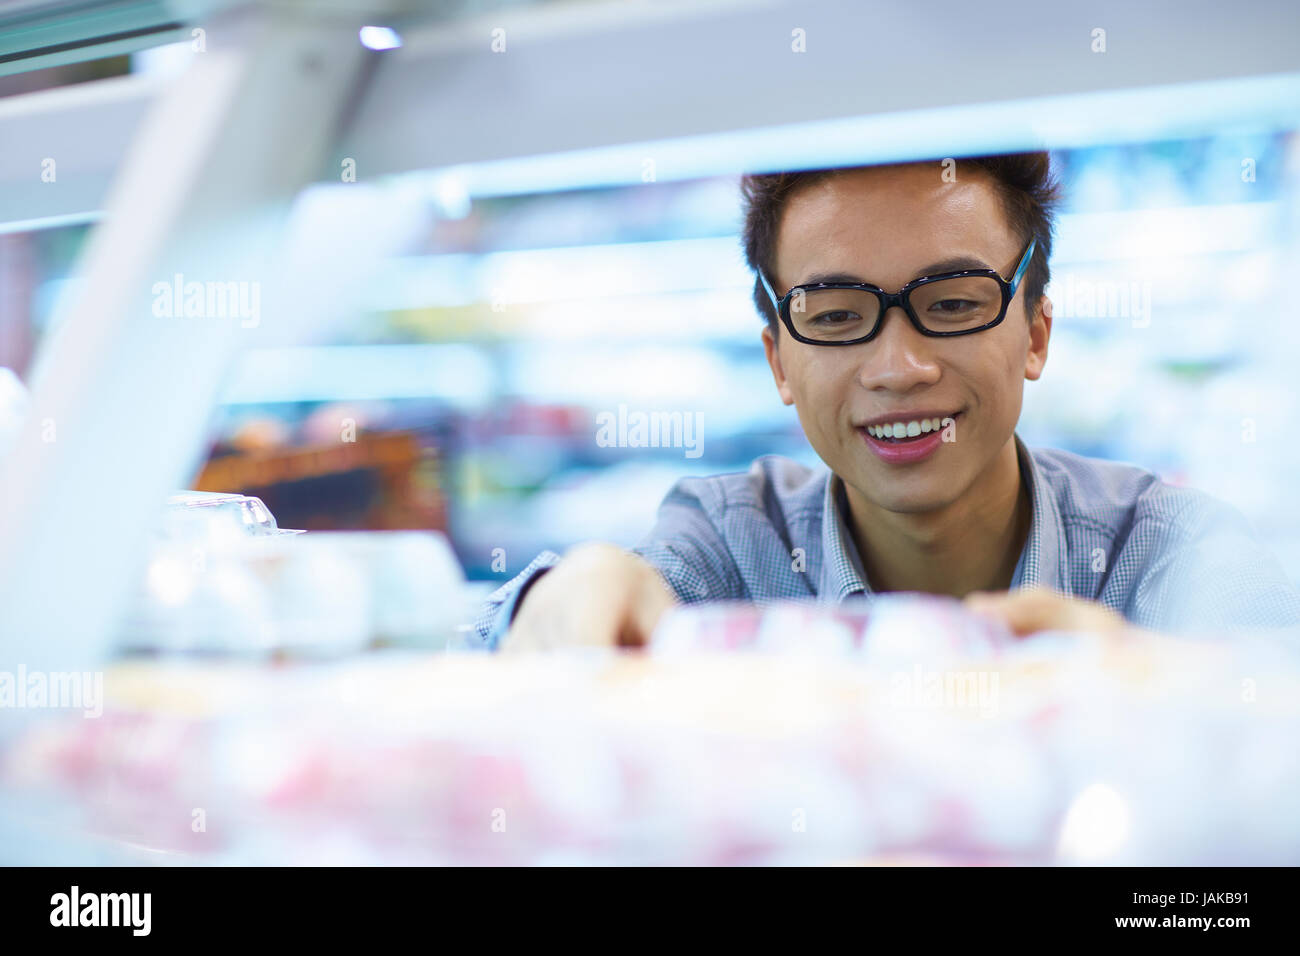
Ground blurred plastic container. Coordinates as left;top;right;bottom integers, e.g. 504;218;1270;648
162;490;299;540
120;492;468;656
293;531;468;649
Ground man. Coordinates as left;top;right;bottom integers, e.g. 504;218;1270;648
474;152;1300;651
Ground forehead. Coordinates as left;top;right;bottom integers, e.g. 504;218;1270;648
773;164;1016;286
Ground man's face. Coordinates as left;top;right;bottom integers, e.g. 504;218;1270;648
762;164;1051;515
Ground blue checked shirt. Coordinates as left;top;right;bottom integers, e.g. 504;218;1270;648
473;434;1300;649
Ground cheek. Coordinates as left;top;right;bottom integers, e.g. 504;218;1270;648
784;353;856;433
796;352;853;395
960;336;1026;422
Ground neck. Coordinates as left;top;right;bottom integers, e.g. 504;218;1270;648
842;437;1031;598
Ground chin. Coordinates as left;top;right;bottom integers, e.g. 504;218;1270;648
843;462;959;511
872;490;952;515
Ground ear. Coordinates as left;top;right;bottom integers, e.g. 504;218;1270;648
762;325;796;406
1024;295;1051;382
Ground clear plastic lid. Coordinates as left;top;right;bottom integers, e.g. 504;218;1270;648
162;491;301;540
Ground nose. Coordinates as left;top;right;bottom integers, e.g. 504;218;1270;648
854;304;942;392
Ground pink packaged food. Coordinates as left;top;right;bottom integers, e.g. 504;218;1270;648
650;593;1015;661
8;623;1300;865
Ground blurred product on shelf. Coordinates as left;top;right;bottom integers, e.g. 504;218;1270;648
195;427;447;534
6;599;1299;865
117;492;468;657
163;490;296;539
651;594;1014;657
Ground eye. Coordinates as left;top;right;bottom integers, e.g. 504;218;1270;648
809;310;861;326
929;298;978;314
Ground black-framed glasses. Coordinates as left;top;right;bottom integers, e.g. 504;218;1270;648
758;238;1037;346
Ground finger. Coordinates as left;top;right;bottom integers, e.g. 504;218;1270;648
500;612;545;653
499;622;532;654
965;587;1064;634
624;569;679;648
565;581;643;647
994;589;1125;637
962;588;1016;621
997;590;1079;636
502;590;574;652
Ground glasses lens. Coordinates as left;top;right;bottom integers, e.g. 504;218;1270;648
788;288;881;342
907;276;1004;332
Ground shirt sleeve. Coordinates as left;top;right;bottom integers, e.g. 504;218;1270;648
630;477;746;604
1131;498;1300;636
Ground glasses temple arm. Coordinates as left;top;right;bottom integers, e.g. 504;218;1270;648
1008;237;1037;294
757;269;781;309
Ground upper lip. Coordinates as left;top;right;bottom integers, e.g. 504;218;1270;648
857;409;960;429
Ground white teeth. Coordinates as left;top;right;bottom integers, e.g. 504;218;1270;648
867;415;954;440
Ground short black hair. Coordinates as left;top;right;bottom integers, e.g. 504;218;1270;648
740;152;1062;336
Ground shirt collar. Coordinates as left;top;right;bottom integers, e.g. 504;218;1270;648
1011;431;1068;592
819;431;1066;600
819;472;869;601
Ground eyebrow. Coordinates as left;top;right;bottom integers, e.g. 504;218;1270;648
799;256;993;287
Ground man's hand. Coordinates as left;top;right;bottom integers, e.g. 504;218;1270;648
501;542;679;652
963;585;1141;638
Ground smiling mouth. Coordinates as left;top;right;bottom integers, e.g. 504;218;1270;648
860;412;960;443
